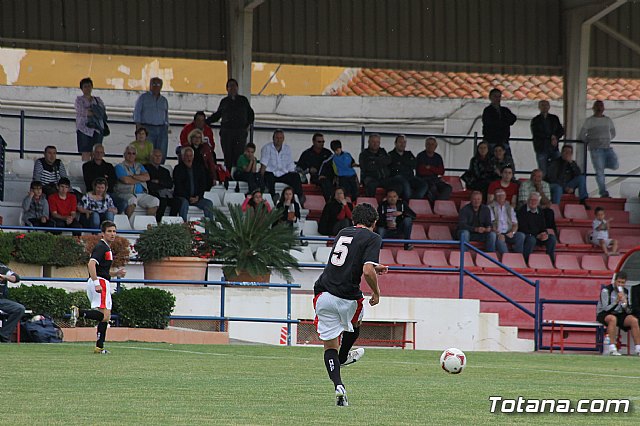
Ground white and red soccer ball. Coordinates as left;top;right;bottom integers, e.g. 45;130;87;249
440;348;467;374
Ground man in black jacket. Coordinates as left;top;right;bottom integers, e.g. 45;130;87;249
173;147;214;222
482;89;517;155
456;191;496;252
530;100;564;175
206;78;255;171
145;149;181;222
0;262;24;343
545;145;589;206
517;192;556;263
359;134;407;197
376;189;416;250
388;135;427;200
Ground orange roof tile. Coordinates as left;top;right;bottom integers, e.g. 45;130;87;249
328;68;640;100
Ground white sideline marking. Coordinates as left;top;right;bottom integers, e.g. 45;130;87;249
114;345;640;380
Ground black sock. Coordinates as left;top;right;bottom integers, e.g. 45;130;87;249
96;321;108;349
80;309;104;322
339;327;360;364
324;348;342;388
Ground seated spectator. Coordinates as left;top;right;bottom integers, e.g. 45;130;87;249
546;145;589;207
487;166;519;205
517;192;556;263
488;189;524;255
77;177;118;229
130;127;154;165
75;77;106;162
318;187;353;236
518;168;557;235
456;190;496;252
297;133;332;191
0;262;25;343
416;137;452;203
242;189;272;212
187;128;216;189
114;145;159;218
22;181;54;228
376;189;416;251
491;145;516;178
389;135;427;200
173;147;214;222
83;144;125;213
145;149;181;222
359;134;406;199
234;142;264;192
33;145;68;197
461;142;498;196
319;140;359;202
596;271;640;356
179;111;215;149
591;207;619;257
48;177;82;236
260;129;305;206
275;186;301;228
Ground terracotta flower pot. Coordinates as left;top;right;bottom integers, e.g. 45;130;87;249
226;270;271;284
143;256;208;285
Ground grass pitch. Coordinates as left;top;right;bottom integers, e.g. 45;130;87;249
1;343;639;425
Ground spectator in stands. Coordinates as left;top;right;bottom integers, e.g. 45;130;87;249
75;77;107;162
242;189;272;212
319;140;359;202
318;187;353;236
591;207;619;257
518;169;552;209
114;145;159;218
145;149;180;222
596;271;640;356
275;186;301;228
180;111;215;149
133;77;169;161
173;147;214;222
234;142;263;192
488;189;524;255
260;129;305;206
487;166;519;206
22;181;54;228
456;190;496;253
517;192;556;263
206;78;255;171
48;177;82;236
415;137;452;203
0;262;24;343
491;145;516;178
482;88;517;155
33;145;68;197
77;177;118;229
530;100;564;175
461;141;498;196
129;127;154;165
579;100;618;198
187;128;216;189
359;134;406;198
297;133;332;192
546;145;589;207
389;135;427;200
83;144;125;213
376;189;416;251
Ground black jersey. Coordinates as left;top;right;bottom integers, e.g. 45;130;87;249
90;239;113;281
314;226;382;300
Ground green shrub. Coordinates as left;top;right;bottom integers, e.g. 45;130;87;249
13;233;55;265
135;223;193;262
51;236;87;267
0;232;15;264
112;287;175;329
8;284;69;319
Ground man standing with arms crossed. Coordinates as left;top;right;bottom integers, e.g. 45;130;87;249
313;203;388;406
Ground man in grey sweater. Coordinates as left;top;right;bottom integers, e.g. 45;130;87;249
579;100;618;198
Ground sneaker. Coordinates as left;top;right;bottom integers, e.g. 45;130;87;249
94;347;110;354
404;244;414;251
70;306;79;327
609;349;622;356
579;199;591;210
335;385;348;407
342;348;365;367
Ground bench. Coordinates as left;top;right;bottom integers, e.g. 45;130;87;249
538;299;604;353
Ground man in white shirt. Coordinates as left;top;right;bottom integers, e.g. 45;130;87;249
260;129;305;206
488;189;524;255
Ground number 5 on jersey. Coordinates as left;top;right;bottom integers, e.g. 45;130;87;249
330;236;353;267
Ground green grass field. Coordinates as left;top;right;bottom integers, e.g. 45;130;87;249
1;342;639;425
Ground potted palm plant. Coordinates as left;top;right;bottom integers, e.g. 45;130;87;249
204;204;300;283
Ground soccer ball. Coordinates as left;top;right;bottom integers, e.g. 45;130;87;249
440;348;466;374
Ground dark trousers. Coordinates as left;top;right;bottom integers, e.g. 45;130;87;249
156;197;182;222
26;218;55;228
523;234;556;263
234;170;264;192
263;172;305;205
52;218;82;236
0;299;26;342
422;177;453;202
377;217;413;246
220;128;249;171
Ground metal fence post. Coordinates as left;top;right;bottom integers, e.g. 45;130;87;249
360;126;366;152
220;284;226;332
287;287;292;346
19;110;25;159
458;240;465;299
534;280;540;351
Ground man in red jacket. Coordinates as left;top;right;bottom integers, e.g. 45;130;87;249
416;137;452;203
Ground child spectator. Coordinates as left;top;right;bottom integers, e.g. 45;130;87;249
275;186;301;228
22;181;54;227
48;177;82;236
234;143;264;192
241;189;272;213
591;207;619;256
319;140;359;202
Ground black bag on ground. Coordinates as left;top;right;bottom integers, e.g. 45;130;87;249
20;315;63;343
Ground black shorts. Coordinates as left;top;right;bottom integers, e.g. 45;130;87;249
597;311;632;331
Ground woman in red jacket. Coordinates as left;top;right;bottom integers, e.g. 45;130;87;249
187;129;217;189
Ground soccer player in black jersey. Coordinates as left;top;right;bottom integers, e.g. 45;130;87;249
313;203;388;406
71;220;126;354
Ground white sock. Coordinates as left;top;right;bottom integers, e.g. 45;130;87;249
635;345;640;354
609;344;617;351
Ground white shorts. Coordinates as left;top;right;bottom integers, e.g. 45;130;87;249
121;193;160;208
86;278;112;310
313;292;364;341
